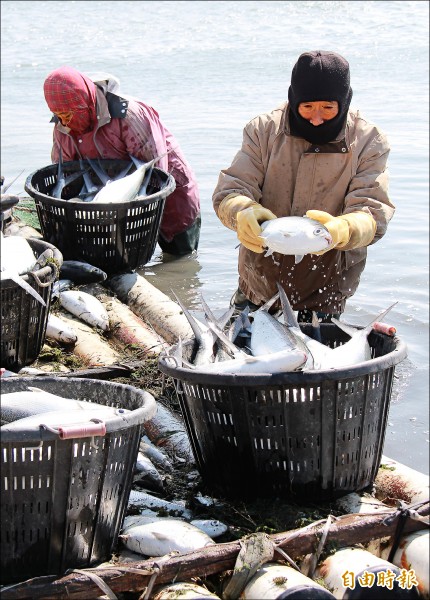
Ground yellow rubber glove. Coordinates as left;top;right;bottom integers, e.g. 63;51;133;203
218;194;277;253
306;210;377;253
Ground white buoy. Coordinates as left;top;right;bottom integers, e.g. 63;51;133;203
241;562;335;599
378;530;429;599
316;547;421;599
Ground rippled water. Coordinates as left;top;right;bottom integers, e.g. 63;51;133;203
1;1;428;473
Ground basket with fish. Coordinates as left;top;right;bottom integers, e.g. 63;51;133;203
24;157;176;275
0;376;157;584
158;286;408;502
1;235;63;371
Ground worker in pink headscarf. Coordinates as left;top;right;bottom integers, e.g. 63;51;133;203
43;66;200;255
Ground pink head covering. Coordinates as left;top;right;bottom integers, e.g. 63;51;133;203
44;66;97;134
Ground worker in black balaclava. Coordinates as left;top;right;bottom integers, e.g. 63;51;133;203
212;50;394;321
288;50;353;145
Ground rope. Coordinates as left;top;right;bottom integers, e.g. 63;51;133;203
69;569;117;599
383;500;430;563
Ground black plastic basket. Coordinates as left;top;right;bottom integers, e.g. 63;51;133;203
24;160;176;275
1;237;62;371
158;325;407;501
0;377;156;584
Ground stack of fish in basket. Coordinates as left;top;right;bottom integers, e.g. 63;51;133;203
24;152;176;275
158;218;408;501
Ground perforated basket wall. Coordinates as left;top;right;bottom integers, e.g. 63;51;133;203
1;238;62;371
158;325;407;501
24;160;176;274
0;377;156;584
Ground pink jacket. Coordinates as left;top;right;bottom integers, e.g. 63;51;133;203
50;83;200;242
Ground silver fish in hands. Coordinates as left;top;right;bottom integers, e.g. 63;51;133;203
259;216;333;263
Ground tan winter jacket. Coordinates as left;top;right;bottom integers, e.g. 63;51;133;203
212;102;394;313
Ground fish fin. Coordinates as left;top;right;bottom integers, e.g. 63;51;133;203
5;271;46;306
170;289;205;342
152;531;170;541
331;317;357;338
364;302;398;331
206;321;245;357
276;283;300;328
263;248;274;258
311;311;323;343
294;255;304;264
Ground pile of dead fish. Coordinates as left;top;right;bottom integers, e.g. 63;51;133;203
163;283;398;375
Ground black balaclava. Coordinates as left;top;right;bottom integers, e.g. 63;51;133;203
288;50;353;145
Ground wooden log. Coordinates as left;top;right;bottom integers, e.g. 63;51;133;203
80;283;166;356
107;273;193;344
2;503;428;600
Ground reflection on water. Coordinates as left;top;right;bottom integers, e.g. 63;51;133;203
140;249;203;306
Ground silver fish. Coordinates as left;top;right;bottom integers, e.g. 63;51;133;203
127;489;193;519
52;148;87;199
119;518;214;557
1;406;128;431
259;216;333;263
0;387;123;425
51;278;74;299
172;291;215;366
250;308;312;368
134;451;164;492
140;436;173;472
327;302;398;369
91;149;171;204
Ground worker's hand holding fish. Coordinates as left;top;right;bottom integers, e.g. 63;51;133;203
258;216;333;263
236;203;277;253
306;209;377;253
217;194;277;253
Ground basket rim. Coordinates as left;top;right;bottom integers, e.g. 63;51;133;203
0;377;157;443
24;160;176;209
158;330;408;386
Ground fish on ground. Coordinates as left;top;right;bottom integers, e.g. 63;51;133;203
59;260;107;284
45;313;78;344
143;400;195;462
258;216;333;263
140;436;173;472
133;451;165;493
119;518;214;557
59;289;110;331
51;278;74;299
128;488;193;519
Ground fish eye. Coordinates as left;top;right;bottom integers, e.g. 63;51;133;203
313;227;324;235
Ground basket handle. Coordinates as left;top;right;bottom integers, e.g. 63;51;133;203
28;251;62;287
42;419;107;440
